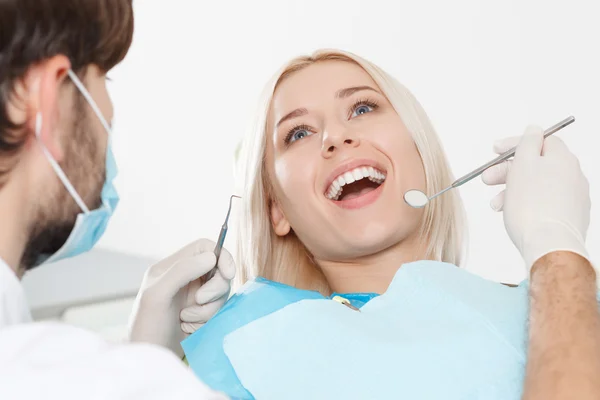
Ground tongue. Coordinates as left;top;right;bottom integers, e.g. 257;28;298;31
340;186;376;201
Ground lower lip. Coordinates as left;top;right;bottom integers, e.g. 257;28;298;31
331;181;385;210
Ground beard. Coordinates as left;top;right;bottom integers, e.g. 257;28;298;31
20;95;106;272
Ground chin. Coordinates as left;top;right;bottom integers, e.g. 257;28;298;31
344;222;400;250
21;219;76;271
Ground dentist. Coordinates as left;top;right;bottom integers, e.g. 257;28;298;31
0;0;231;399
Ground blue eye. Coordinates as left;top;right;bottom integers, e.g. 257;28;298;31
350;100;378;118
291;129;309;142
354;105;372;116
285;124;313;145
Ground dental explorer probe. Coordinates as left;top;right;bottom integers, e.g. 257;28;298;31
404;116;576;208
205;195;241;280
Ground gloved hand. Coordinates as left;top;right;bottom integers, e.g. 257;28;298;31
482;126;592;273
128;239;235;358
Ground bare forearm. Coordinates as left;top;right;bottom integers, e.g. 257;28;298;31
523;251;600;400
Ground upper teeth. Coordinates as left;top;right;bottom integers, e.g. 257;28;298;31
326;166;386;200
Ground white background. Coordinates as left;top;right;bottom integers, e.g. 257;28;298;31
23;0;600;336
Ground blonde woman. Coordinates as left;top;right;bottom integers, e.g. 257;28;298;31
177;49;596;399
235;50;466;295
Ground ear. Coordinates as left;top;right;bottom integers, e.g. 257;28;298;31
24;55;72;161
270;199;291;236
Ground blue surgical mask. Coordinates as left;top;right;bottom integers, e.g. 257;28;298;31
33;70;119;266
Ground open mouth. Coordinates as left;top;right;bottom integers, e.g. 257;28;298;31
325;166;386;202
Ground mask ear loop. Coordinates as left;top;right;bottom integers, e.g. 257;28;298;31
67;69;115;210
66;70;112;134
35;112;90;214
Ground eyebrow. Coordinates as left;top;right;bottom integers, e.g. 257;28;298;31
276;108;308;128
275;85;380;128
335;85;379;98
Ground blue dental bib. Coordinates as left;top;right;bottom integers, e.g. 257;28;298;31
183;261;532;399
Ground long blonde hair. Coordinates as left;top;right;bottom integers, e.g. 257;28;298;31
235;49;467;295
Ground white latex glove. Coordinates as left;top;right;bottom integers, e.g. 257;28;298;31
128;239;235;358
482;126;592;273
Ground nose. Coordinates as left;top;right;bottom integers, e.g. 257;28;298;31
321;128;360;159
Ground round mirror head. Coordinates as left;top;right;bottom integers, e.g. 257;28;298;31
404;189;429;209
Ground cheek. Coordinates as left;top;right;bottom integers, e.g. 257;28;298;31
399;144;426;185
90;82;114;124
91;86;113;157
270;149;321;221
374;121;426;188
273;155;313;199
99;90;114;124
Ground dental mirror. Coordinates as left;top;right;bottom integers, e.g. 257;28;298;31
403;115;576;209
403;189;431;209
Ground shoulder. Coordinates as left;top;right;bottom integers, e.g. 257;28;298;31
398;260;524;289
0;322;227;400
393;260;529;319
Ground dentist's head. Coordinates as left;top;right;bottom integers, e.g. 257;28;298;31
0;0;134;276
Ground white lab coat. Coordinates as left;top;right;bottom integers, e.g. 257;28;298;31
0;259;229;400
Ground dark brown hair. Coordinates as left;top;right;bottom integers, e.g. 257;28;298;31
0;0;134;185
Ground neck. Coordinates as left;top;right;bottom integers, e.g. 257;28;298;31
317;234;426;294
0;175;30;278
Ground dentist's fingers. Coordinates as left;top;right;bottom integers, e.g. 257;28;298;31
195;271;231;305
493;136;521;155
490;190;505;212
540;135;571;159
513;126;545;161
181;321;203;335
215;247;236;281
481;160;512;185
180;295;228;324
492;125;545;156
158;252;217;297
